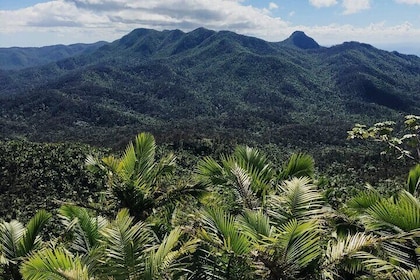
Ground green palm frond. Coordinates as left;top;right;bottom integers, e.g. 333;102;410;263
238;210;272;241
20;247;90;280
345;189;382;217
196;146;274;202
200;208;252;256
231;166;260;210
118;142;138;181
232;146;274;191
0;220;25;263
133;132;156;176
407;164;420;196
272;219;320;268
59;205;107;254
19;210;52;257
196;156;226;186
268;177;325;223
393;268;420;280
0;210;51;264
361;191;420;233
322;232;378;278
100;208;154;279
145;227;198;280
280;153;315;180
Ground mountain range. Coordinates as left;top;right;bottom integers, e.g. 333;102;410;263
0;28;419;154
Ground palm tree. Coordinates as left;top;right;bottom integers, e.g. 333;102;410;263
20;246;90;280
86;132;204;221
20;207;198;280
0;210;51;279
196;146;316;212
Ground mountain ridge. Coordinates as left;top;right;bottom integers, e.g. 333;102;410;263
0;28;419;151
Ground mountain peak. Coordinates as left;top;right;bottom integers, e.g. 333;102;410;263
283;31;320;50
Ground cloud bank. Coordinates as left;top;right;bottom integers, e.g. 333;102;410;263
0;0;419;54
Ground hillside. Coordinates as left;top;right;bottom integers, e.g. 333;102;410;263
0;28;419;153
0;41;107;70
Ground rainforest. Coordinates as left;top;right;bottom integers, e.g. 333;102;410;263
1;28;420;279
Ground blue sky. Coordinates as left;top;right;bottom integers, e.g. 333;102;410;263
1;0;420;55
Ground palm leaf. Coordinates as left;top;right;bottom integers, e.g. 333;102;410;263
407;164;420;196
268;177;325;223
275;219;320;267
59;205;107;254
362;191;420;233
200;208;252;256
0;220;25;262
100;208;154;279
238;209;272;241
231;166;260;210
145;227;197;279
20;247;89;280
19;210;52;257
322;232;378;278
280;153;314;180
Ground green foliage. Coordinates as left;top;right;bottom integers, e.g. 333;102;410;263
279;153;315;180
20;247;90;280
87;132;202;221
0;210;51;279
407;164;420;196
348;115;420;163
0;140;106;221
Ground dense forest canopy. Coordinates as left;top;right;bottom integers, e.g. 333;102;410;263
1;28;420;279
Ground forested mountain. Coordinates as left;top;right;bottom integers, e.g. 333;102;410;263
0;41;107;70
0;27;419;150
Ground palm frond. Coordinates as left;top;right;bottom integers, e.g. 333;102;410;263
407;164;420;196
233;146;274;189
280;153;315;180
231;166;260;210
145;227;198;280
100;208;154;279
393;268;420;280
322;232;378;278
345;190;382;217
0;220;25;262
58;205;107;254
362;191;420;233
200;208;252;256
196;156;226;186
19;210;52;257
238;209;272;241
20;247;89;280
275;219;320;267
268;177;325;223
133;132;156;176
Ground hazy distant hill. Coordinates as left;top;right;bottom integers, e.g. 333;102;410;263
0;41;107;70
0;28;419;150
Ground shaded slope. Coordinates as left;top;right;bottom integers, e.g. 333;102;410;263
0;28;419;149
0;42;107;70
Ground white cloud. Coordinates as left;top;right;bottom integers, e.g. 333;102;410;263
0;0;289;37
342;0;371;14
0;0;420;54
395;0;420;4
268;2;278;10
309;0;337;8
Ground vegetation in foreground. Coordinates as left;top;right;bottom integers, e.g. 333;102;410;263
0;114;419;279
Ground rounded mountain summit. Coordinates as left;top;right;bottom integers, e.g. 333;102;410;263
282;31;320;50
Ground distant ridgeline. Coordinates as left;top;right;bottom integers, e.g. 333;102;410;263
0;27;419;150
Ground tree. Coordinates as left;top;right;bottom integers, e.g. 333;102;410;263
86;132;204;221
348;115;420;163
20;207;198;280
0;210;51;279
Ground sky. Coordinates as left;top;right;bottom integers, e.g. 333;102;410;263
1;0;420;55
